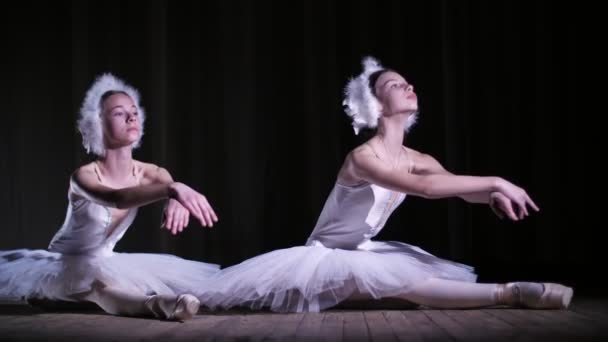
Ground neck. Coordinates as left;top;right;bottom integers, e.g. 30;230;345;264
376;112;411;153
98;147;134;181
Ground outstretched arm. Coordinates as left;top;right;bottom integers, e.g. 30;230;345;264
143;165;218;229
73;164;218;227
73;167;171;209
412;153;539;220
350;149;501;198
412;153;494;204
348;147;538;220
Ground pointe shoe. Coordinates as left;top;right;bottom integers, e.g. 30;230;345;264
145;294;200;321
498;282;574;309
171;294;201;321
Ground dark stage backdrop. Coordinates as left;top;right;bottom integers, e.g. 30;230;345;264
1;1;590;290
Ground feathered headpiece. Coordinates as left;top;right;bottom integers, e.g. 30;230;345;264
77;73;146;156
342;56;417;134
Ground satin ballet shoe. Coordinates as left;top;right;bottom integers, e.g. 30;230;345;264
497;282;573;309
171;294;200;321
145;294;200;321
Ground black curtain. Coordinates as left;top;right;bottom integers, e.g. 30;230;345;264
1;1;591;291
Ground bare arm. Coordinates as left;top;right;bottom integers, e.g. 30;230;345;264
73;163;218;227
144;165;218;230
141;164;218;227
413;152;493;204
144;165;189;233
349;148;501;199
380;149;539;219
142;165;174;185
73;167;171;209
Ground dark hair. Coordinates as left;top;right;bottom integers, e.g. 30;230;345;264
99;90;129;107
368;69;395;97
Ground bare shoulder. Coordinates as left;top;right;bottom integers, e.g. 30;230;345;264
401;145;434;161
403;146;427;160
338;144;383;184
348;143;377;166
136;160;161;174
73;162;96;183
403;148;447;174
135;160;172;184
75;162;96;174
70;163;107;193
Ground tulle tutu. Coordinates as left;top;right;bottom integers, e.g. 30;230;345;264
197;240;476;312
0;249;219;302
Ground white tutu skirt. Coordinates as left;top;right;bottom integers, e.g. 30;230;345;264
197;240;477;312
0;249;220;302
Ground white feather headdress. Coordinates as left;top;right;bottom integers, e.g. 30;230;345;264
77;73;146;156
342;56;417;135
342;56;384;134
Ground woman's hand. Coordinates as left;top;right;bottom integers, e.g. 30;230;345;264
493;180;540;220
162;199;190;235
489;191;517;220
168;182;218;227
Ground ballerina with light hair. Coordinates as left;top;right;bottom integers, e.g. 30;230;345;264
196;56;573;312
0;73;220;321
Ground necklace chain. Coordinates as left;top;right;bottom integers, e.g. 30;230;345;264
381;138;402;169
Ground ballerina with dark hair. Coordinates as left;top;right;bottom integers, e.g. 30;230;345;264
196;57;573;313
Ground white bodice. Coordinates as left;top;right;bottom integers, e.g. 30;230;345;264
306;182;406;250
48;174;138;257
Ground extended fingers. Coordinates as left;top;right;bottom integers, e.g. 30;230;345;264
504;201;519;221
527;194;540;212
